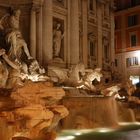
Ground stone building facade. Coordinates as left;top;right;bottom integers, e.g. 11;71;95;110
115;0;140;79
0;0;115;69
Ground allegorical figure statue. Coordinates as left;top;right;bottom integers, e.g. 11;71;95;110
53;23;64;58
0;8;48;88
0;8;32;64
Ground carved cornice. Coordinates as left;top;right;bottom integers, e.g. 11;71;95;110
31;0;43;12
97;0;111;6
31;3;41;11
32;0;44;5
97;0;106;4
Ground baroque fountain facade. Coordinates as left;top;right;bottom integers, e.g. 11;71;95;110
0;0;139;140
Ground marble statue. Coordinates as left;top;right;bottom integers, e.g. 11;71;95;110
0;48;22;88
0;8;48;88
101;85;121;96
0;9;32;63
26;59;49;82
0;9;69;140
77;68;103;92
49;63;104;92
48;63;85;86
53;23;64;57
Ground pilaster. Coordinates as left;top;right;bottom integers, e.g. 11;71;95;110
81;0;88;67
36;4;43;64
110;8;115;62
97;2;103;68
42;0;53;66
30;4;37;58
70;0;79;65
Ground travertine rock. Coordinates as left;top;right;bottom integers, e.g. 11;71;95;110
0;81;69;140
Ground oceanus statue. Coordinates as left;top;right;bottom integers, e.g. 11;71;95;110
0;8;49;88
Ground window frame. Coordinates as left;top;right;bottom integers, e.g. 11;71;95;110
129;32;138;47
126;57;139;67
128;14;138;27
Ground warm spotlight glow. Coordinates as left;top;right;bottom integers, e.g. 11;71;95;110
129;76;139;85
94;128;115;133
75;132;82;136
55;137;66;140
115;94;125;99
56;136;75;140
76;85;84;89
135;50;140;57
119;122;140;125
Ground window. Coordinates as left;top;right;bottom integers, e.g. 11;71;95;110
126;57;139;67
115;18;121;29
103;37;109;60
88;0;96;14
89;0;93;11
115;59;118;67
88;39;97;68
104;45;108;59
89;41;96;56
130;34;137;47
115;20;118;29
128;15;138;27
130;0;140;7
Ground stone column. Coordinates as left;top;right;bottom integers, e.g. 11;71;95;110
121;13;126;50
70;0;79;65
110;10;115;62
30;5;37;58
42;0;53;66
97;3;103;68
82;0;88;67
121;13;127;79
67;0;71;67
36;5;43;65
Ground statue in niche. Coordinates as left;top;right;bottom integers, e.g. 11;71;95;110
53;23;64;58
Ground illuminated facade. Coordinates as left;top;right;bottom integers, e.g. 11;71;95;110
0;0;115;69
115;0;140;79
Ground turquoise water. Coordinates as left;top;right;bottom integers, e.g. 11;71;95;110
56;123;140;140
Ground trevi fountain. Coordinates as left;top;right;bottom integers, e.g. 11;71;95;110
0;6;139;140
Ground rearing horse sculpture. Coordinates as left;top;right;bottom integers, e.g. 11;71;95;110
48;63;85;87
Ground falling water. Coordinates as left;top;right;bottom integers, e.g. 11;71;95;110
62;88;136;129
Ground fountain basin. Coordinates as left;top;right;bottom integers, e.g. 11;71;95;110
62;94;118;129
62;88;136;129
56;123;140;140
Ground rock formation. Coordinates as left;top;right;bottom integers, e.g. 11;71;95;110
0;81;69;140
0;8;69;140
